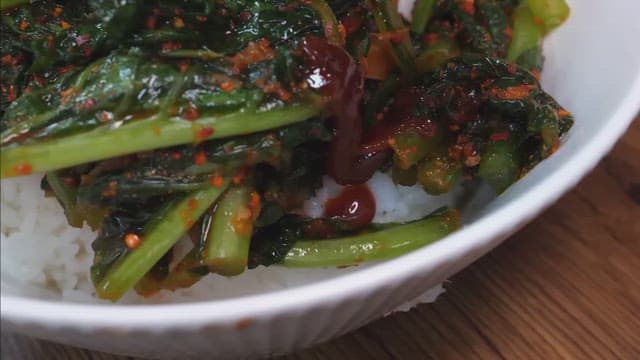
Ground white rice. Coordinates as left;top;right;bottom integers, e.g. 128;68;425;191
0;172;451;304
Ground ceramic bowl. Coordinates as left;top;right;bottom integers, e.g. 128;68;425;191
2;0;640;358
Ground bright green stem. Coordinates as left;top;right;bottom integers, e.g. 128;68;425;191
0;0;29;10
410;0;436;34
366;0;416;74
158;49;223;60
283;209;460;267
96;183;229;301
309;0;343;46
527;0;570;32
205;185;254;276
507;3;543;62
1;101;321;178
478;140;519;194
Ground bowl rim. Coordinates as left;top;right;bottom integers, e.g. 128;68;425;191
2;55;640;333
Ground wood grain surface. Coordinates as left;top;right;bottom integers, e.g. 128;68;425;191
2;117;639;360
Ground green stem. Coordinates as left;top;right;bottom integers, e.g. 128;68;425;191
366;0;416;74
309;0;344;46
283;209;460;267
0;0;29;10
158;49;223;60
410;0;436;34
507;4;543;62
205;184;254;276
45;171;82;228
1;101;322;178
96;182;229;301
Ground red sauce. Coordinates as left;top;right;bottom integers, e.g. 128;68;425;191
360;86;437;154
323;184;376;229
301;36;387;185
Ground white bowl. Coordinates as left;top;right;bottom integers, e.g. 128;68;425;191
2;1;640;358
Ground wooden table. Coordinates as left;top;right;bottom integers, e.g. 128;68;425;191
3;117;639;359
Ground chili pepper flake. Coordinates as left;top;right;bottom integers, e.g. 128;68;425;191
182;106;200;121
19;20;29;30
490;132;510;142
197;127;214;141
60;20;71;30
12;162;32;176
2;55;13;66
145;16;157;30
232;206;253;235
194;150;207;165
124;233;142;249
220;81;235;93
53;7;63;17
558;109;572;118
173;17;185;29
459;0;475;15
188;198;198;209
209;175;225;187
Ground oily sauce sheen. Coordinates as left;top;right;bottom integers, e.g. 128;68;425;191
323;184;376;229
301;36;388;186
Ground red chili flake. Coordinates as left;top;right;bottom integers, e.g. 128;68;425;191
152;125;161;136
459;0;475;15
423;33;439;46
178;61;190;73
504;26;513;37
146;16;157;30
47;35;55;51
60;20;71;30
182;106;200;121
52;7;63;17
197;127;214;141
75;34;91;46
173;17;185;28
188;198;198;209
32;74;45;87
490;132;510;142
277;88;292;102
507;63;517;74
1;55;13;66
161;41;182;52
209;175;225;187
232;167;248;185
220;81;235;93
19;20;29;30
389;30;407;43
98;111;112;123
557;109;571;118
13;162;33;176
239;11;251;22
194;150;207;165
124;233;142;249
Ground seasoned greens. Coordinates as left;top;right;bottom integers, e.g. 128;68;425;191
1;0;571;301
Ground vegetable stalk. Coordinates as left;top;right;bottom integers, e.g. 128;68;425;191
1;101;322;178
283;209;459;267
96;183;229;301
205;185;258;276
